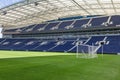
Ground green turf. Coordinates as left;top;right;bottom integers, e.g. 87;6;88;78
0;50;120;80
0;50;72;58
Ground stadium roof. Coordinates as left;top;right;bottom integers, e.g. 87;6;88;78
0;0;120;29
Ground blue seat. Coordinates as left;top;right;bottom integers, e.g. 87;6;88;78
22;24;37;32
58;21;74;30
45;22;60;31
33;41;56;51
73;19;90;28
50;41;74;52
90;16;109;27
32;24;46;32
109;15;120;27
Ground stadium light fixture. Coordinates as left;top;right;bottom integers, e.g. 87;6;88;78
34;2;39;6
1;11;7;15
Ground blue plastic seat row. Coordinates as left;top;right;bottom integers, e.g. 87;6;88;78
0;35;120;54
4;15;120;33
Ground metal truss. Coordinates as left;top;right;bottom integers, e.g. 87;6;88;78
0;0;120;29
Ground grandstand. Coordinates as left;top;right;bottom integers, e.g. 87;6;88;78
0;0;120;80
1;15;120;54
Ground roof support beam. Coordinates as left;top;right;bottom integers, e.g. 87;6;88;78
111;0;117;13
82;0;98;15
96;0;107;15
71;0;91;15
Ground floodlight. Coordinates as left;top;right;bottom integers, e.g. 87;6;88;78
1;11;7;15
34;2;39;6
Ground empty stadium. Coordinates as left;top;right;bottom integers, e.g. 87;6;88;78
0;0;120;80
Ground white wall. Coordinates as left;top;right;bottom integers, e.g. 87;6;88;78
0;27;3;38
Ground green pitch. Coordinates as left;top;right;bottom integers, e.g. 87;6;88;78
0;50;120;80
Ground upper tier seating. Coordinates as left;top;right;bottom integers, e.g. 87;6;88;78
22;24;37;32
73;19;90;28
109;15;120;27
45;22;60;31
90;16;109;27
4;15;120;34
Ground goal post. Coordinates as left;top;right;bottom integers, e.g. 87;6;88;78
76;42;98;58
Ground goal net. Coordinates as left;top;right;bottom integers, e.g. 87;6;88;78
76;43;98;59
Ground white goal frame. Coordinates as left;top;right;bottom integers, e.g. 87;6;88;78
76;42;98;59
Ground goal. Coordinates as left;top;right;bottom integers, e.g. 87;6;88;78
76;42;98;59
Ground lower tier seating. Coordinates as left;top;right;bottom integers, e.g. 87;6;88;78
0;35;120;54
